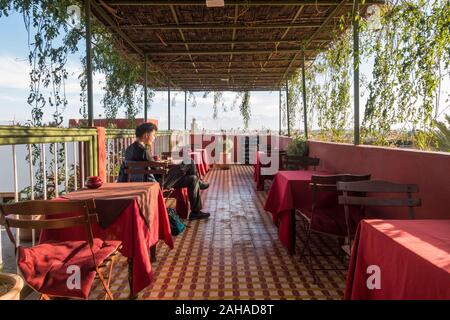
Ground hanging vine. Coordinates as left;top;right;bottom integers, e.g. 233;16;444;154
0;0;83;126
79;21;144;126
239;91;251;129
290;26;352;142
361;0;450;149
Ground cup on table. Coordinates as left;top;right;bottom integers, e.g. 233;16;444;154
153;155;160;161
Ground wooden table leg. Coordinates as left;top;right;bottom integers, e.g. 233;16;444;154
127;257;137;299
291;209;296;255
150;244;157;263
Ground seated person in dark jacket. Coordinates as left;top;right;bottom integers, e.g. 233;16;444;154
117;123;210;220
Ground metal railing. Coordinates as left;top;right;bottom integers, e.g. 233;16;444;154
0;126;98;267
104;129;190;182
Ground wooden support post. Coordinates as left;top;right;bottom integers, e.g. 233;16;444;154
184;91;187;130
279;90;282;135
301;52;308;139
168;84;171;131
353;0;360;145
144;56;148;122
85;0;94;127
286;79;290;137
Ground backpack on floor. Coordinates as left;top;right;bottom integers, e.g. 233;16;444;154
167;208;186;236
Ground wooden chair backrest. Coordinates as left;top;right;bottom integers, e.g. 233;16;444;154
309;174;371;213
124;160;169;185
309;174;372;193
282;155;320;170
0;199;98;251
161;152;171;160
337;180;421;219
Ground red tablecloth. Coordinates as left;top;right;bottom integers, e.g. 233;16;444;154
172;187;189;219
345;219;450;300
196;148;211;172
264;170;333;254
189;151;207;178
40;183;174;296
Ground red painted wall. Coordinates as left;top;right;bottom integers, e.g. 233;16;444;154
308;140;450;219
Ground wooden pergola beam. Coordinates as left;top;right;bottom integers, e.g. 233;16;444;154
262;5;304;70
135;39;330;46
280;0;348;84
150;58;314;63
169;4;199;76
228;5;239;74
119;21;324;30
147;48;320;56
170;73;286;77
92;1;176;88
167;86;281;91
168;67;296;72
107;0;384;6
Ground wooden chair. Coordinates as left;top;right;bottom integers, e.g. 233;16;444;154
161;152;172;160
124;160;169;183
282;155;320;171
124;160;173;197
296;174;371;280
256;149;287;191
0;199;121;300
337;180;421;255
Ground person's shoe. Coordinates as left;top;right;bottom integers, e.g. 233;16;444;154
189;211;210;220
199;181;209;190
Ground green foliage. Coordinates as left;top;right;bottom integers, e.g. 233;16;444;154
79;22;145;123
361;0;450;148
287;135;309;157
239;91;251;129
202;91;251;129
0;0;83;126
0;0;147;126
434;115;450;152
288;19;352;142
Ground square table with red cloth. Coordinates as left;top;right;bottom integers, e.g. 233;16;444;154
345;219;450;300
189;151;207;178
196;148;211;172
40;183;174;296
264;170;335;254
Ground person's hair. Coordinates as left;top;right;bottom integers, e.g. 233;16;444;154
135;122;158;138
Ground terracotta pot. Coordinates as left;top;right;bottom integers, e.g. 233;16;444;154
0;273;24;300
85;176;103;189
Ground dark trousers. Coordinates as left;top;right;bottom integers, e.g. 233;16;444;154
163;162;202;212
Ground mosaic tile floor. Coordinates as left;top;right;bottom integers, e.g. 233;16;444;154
90;165;347;300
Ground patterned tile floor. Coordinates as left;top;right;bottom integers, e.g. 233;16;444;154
90;165;347;300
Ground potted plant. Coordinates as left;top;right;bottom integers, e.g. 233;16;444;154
0;273;24;300
287;135;309;156
218;137;233;170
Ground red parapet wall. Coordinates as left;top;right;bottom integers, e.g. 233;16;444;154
308;140;450;219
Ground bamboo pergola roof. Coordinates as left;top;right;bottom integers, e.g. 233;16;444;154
93;0;383;91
